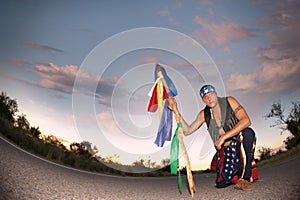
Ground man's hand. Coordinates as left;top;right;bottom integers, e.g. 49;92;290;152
223;140;231;147
167;97;177;111
215;135;226;150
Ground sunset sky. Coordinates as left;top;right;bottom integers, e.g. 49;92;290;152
1;0;299;171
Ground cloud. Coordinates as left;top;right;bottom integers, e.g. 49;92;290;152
143;56;159;64
7;59;60;69
227;52;300;94
96;111;120;135
33;63;80;93
7;59;33;67
191;17;256;47
217;59;234;69
95;77;120;107
24;63;126;107
197;0;215;6
257;0;300;28
158;7;180;26
22;41;64;54
227;0;300;95
257;0;300;51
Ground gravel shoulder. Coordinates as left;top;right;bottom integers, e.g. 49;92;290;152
1;136;300;200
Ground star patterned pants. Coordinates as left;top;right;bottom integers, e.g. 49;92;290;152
211;127;256;188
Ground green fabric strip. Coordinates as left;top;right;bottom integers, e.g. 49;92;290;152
170;122;183;194
178;169;182;194
170;122;181;174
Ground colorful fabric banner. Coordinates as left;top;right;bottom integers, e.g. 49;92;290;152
148;64;189;195
154;101;173;147
147;80;168;113
155;64;177;97
148;64;174;148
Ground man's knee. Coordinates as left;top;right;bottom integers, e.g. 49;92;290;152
241;127;255;142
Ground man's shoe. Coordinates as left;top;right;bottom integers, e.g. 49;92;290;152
234;179;254;191
240;180;254;191
234;179;244;190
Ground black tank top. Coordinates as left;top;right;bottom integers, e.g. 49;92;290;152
204;97;239;143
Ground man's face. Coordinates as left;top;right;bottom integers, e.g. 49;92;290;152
202;92;218;108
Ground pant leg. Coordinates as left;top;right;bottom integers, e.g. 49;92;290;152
214;147;232;188
215;140;240;188
238;127;255;180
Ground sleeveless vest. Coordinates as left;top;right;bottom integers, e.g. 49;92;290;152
204;97;239;143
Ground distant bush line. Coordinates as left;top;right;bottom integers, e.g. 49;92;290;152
0;117;174;177
0;91;172;177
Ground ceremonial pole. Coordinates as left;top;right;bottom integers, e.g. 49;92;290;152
156;66;196;197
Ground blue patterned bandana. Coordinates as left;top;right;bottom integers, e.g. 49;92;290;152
200;85;216;98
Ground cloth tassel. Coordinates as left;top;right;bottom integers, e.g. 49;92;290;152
155;64;177;97
147;82;168;113
170;122;181;174
178;169;182;194
157;80;163;118
170;122;183;194
154;101;173;147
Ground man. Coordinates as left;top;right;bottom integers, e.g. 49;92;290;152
168;84;257;191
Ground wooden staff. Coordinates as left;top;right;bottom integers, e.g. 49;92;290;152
159;75;196;198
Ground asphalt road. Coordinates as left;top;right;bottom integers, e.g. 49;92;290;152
1;136;299;200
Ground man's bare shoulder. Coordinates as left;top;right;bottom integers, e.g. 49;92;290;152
227;96;238;102
198;109;205;121
227;96;243;110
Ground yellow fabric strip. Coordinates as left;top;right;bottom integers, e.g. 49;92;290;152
157;80;163;119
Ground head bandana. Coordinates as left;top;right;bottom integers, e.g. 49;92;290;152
200;85;216;98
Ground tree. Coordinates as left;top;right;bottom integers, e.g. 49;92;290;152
258;146;271;161
132;158;145;167
29;126;42;138
287;101;300;138
70;142;81;153
16;114;30;130
161;158;170;167
69;141;98;159
0;91;18;123
103;154;121;164
81;141;99;159
265;101;300;149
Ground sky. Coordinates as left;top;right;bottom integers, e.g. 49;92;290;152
0;0;300;171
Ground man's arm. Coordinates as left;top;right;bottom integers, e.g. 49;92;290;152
181;110;205;136
215;96;251;149
167;97;205;136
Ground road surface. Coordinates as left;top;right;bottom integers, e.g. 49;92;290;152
1;136;299;200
